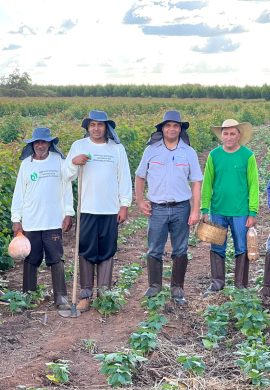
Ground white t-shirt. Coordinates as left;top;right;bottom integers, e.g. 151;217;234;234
11;152;74;231
65;138;132;214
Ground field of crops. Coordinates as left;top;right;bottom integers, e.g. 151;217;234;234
1;96;270;269
1;97;270;390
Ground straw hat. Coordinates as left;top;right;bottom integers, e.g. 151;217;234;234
212;119;253;145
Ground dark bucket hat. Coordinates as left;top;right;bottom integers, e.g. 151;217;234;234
155;110;189;132
81;110;116;130
25;127;59;144
81;110;120;144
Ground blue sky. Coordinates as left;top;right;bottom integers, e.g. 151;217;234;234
0;0;270;86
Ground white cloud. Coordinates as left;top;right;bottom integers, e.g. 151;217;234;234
0;0;269;86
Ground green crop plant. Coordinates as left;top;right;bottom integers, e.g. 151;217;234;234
129;327;158;355
139;312;168;332
117;263;143;290
118;216;148;244
177;353;206;376
92;289;126;316
95;351;147;388
141;288;170;313
0;290;34;312
235;338;270;387
82;338;97;353
45;359;70;384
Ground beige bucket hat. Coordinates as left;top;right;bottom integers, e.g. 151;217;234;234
212;118;253;145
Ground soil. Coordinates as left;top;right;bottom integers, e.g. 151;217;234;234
1;143;270;390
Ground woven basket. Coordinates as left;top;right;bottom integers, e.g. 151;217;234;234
196;220;227;245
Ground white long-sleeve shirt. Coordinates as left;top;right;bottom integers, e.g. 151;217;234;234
65;138;132;214
11;152;74;231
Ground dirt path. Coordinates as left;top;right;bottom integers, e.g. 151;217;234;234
1;129;270;390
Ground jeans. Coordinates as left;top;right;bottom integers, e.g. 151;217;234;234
148;201;190;261
210;214;248;258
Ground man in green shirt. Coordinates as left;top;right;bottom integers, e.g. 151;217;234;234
201;119;259;295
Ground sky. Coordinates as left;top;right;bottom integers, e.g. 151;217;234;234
0;0;270;87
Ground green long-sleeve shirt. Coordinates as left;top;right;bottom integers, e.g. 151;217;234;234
201;145;259;217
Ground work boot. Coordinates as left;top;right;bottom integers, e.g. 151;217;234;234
235;253;249;289
261;252;270;297
144;256;163;298
77;256;95;312
51;261;70;310
171;255;188;305
23;261;38;293
97;257;113;297
203;251;225;297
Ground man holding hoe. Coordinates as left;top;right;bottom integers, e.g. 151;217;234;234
65;110;132;312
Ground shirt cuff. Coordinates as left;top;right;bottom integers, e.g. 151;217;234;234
201;208;209;214
249;211;257;217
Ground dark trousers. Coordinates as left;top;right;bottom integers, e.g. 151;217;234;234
79;213;118;264
24;229;63;266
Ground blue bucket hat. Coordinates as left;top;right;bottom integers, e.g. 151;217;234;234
155;110;189;132
81;110;116;130
25;127;59;144
81;110;120;144
147;110;190;146
20;127;64;160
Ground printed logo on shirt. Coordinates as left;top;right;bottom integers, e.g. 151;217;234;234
30;172;39;181
92;154;115;163
86;153;93;161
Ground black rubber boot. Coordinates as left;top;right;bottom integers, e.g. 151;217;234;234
203;251;225;297
171;255;188;305
97;258;113;297
235;253;249;289
77;256;95;312
261;252;270;297
23;261;38;293
51;261;70;310
144;256;163;298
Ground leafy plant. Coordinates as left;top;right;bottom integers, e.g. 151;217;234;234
141;288;170;313
177;353;206;376
235;338;270;387
45;359;70;384
139;313;168;332
82;338;97;353
95;351;147;388
129;327;158;354
92;289;126;316
0;290;34;312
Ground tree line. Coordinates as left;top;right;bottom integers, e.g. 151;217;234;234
1;69;270;100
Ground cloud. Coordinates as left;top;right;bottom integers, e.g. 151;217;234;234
142;23;246;37
169;1;207;10
3;44;22;51
60;19;78;30
136;57;146;63
77;63;90;67
193;36;240;53
9;24;36;35
47;19;78;35
256;10;270;23
123;6;151;24
46;26;55;34
36;61;47;67
181;62;236;74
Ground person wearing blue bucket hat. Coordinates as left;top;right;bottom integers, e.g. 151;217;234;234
135;110;203;305
65;110;132;312
11;127;74;310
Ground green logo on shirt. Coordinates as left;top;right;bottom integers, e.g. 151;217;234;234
30;172;39;181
